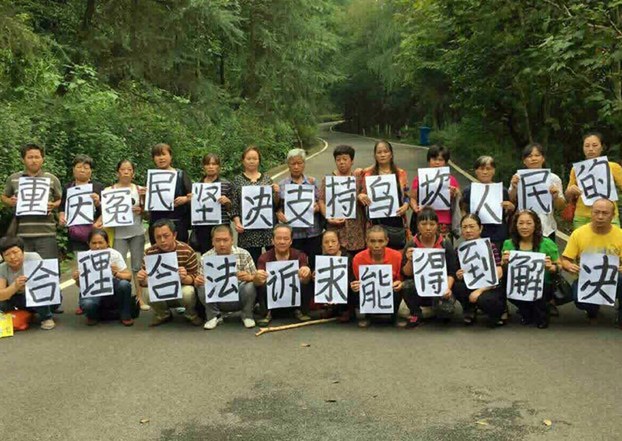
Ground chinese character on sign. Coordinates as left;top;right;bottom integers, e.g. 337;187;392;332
192;182;222;226
145;252;182;302
418;167;450;210
101;188;134;227
365;175;399;218
359;264;393;313
457;238;498;289
325;176;357;219
78;250;114;298
16;177;51;216
578;253;619;306
412;249;448;296
506;251;545;301
241;186;273;229
470;183;503;224
24;258;61;307
66;184;94;227
145;170;176;211
517;169;552;214
203;255;239;303
266;260;301;309
284;184;315;228
574;156;618;206
314;255;348;304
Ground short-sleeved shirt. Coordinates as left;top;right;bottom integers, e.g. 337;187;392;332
202;245;256;275
0;252;42;294
4;171;62;237
562;224;622;261
412;174;459;225
257;247;309;270
352;248;403;282
502;237;559;282
568;161;622;218
461;185;511;245
278;175;323;240
143;241;198;284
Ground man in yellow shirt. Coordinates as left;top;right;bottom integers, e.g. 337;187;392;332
562;198;622;327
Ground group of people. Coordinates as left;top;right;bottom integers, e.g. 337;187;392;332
1;132;622;332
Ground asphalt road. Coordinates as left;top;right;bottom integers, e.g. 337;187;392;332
1;123;621;441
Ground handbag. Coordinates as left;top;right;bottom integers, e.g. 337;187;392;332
68;224;93;243
384;225;406;250
561;201;576;222
551;273;574;305
6;309;33;331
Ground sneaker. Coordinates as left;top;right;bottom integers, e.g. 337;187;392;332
40;318;55;330
257;312;272;327
150;314;173;327
174;307;186;315
357;319;370;328
121;318;134;327
242;317;256;329
139;303;151;311
203;316;223;330
189;316;204;326
406;315;421;328
294;309;311;322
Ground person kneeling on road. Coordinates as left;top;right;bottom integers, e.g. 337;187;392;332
195;225;257;330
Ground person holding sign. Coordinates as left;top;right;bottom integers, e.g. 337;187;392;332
565;132;622;229
502;210;561;329
509;143;566;241
401;207;457;327
319;145;367;258
561;199;622;327
231;145;280;265
314;230;355;322
351;225;405;328
359;140;410;250
0;237;56;330
460;156;515;252
254;224;312;326
97;159;149;312
276;149;323;270
195;225;257;330
454;214;505;326
137;219;202;327
409;145;460;239
147;143;193;244
2;143;62;261
59;155;105;254
191;154;233;254
72;229;135;326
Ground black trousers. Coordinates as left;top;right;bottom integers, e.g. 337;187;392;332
453;279;505;322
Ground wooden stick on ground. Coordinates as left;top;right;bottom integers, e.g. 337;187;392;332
255;317;338;336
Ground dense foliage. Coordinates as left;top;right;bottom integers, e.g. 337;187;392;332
332;0;622;181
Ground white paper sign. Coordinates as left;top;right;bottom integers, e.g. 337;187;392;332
506;251;546;301
66;184;94;227
284;184;315;228
145;252;182;302
325;176;357;219
574;156;618;206
145;169;176;211
314;255;349;304
266;260;300;309
24;258;61;307
517;169;553;214
457;238;499;289
192;182;222;226
101;188;134;227
241;185;273;229
578;253;619;306
470;182;503;224
77;250;114;298
203;255;239;303
16;176;51;216
365;175;399;219
359;264;394;313
412;248;448;297
418;167;451;210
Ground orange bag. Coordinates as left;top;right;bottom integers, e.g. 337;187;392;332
7;309;33;331
561;201;576;222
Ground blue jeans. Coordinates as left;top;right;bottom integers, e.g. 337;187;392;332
82;279;133;321
572;276;622;320
0;293;53;320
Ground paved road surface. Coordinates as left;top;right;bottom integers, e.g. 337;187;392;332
1;123;621;441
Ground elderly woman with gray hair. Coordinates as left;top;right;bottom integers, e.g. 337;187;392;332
276;148;324;270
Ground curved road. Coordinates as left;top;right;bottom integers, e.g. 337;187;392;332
1;123;620;441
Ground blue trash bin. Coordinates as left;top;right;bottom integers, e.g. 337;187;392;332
419;126;431;146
